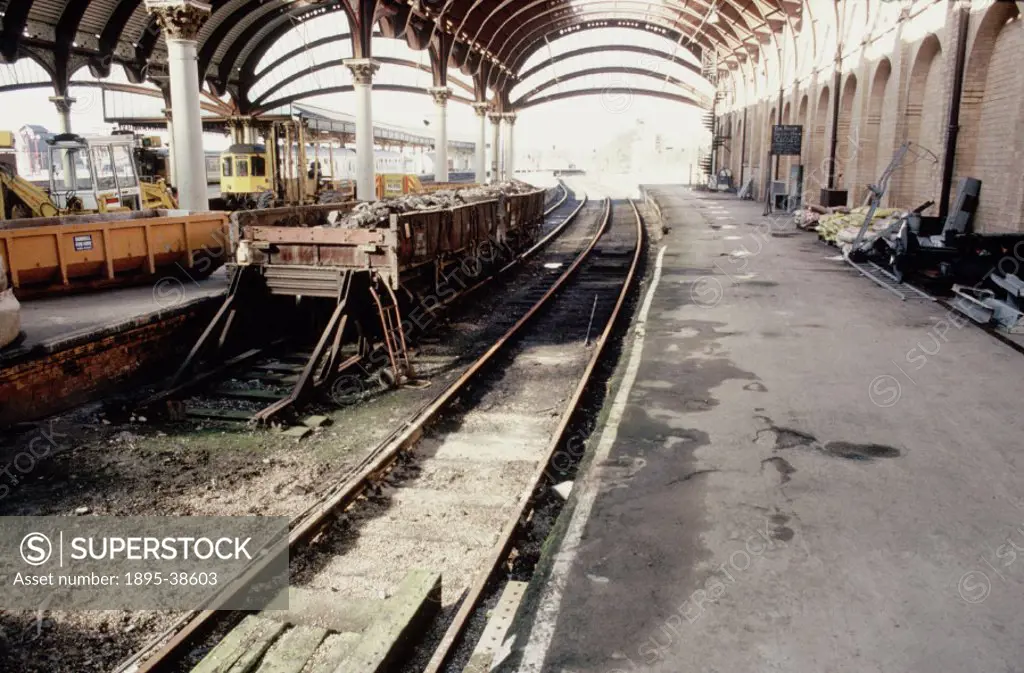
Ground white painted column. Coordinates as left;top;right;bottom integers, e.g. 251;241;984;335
503;112;517;180
428;87;450;183
49;95;74;135
472;102;488;184
166;113;178;188
146;0;211;212
48;95;76;184
488;111;503;183
345;58;380;201
161;108;178;189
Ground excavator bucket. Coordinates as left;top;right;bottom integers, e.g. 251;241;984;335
141;180;178;209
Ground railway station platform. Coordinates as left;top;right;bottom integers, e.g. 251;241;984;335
0;271;227;426
511;186;1024;672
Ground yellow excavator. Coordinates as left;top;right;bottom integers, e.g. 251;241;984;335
0;132;176;220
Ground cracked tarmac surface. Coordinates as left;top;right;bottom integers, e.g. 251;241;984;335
512;186;1024;673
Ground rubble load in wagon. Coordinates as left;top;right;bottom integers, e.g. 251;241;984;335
333;181;534;229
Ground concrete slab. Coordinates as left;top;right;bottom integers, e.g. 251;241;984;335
14;266;227;351
192;615;287;673
255;625;328;673
334;569;442;673
513;187;1024;673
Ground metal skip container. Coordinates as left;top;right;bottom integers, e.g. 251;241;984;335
0;209;229;298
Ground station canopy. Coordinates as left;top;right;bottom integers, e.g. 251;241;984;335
0;0;801;112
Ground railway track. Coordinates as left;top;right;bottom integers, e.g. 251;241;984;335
113;193;642;673
139;183;574;431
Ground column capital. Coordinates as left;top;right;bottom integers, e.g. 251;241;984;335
344;58;381;85
144;0;211;41
487;111;504;124
472;101;490;117
428;86;452;106
502;112;517;125
48;95;76;113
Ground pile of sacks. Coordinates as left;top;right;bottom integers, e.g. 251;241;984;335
0;257;20;350
795;204;903;245
331;181;533;229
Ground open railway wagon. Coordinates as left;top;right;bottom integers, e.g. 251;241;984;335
0;209;229;298
161;185;547;424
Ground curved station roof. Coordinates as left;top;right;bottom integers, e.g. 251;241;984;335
0;0;802;116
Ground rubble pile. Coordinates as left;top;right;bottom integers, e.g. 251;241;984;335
795;203;903;245
331;181;534;229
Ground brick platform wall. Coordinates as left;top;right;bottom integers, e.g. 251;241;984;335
0;300;218;426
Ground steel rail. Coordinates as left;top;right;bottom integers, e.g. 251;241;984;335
116;187;599;673
139;182;570;422
421;198;646;673
543;180;570;216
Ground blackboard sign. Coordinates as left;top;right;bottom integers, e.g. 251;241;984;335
771;124;802;156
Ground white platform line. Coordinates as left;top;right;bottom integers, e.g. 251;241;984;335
516;245;669;672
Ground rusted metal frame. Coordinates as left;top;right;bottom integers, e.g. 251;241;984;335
518;44;702;81
221;3;348;104
254;84;474;117
423;197;643;673
517;87;701;111
123;188;596;673
383;279;411;375
485;0;731;66
166;265;248;389
368;276;408;383
253;34;352;82
134;16;161;68
428;32;451;87
0;79;226;115
378;1;412;39
250;292;350;424
198;0;284;80
443;0;497;76
234;7;357;103
469;0;708;72
139;345;269;412
504;20;699;81
0;0;34;61
53;0;94;88
512;66;706;109
345;0;380;59
93;0;144;76
499;12;732;76
251;56;473;108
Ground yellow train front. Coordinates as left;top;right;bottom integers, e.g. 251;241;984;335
219;143;271;209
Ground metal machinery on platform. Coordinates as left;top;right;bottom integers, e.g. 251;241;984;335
0;132;177;220
215;114;473;210
846;156;1024;331
0;131;231;300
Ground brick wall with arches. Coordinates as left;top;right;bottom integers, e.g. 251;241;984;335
714;0;1024;234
